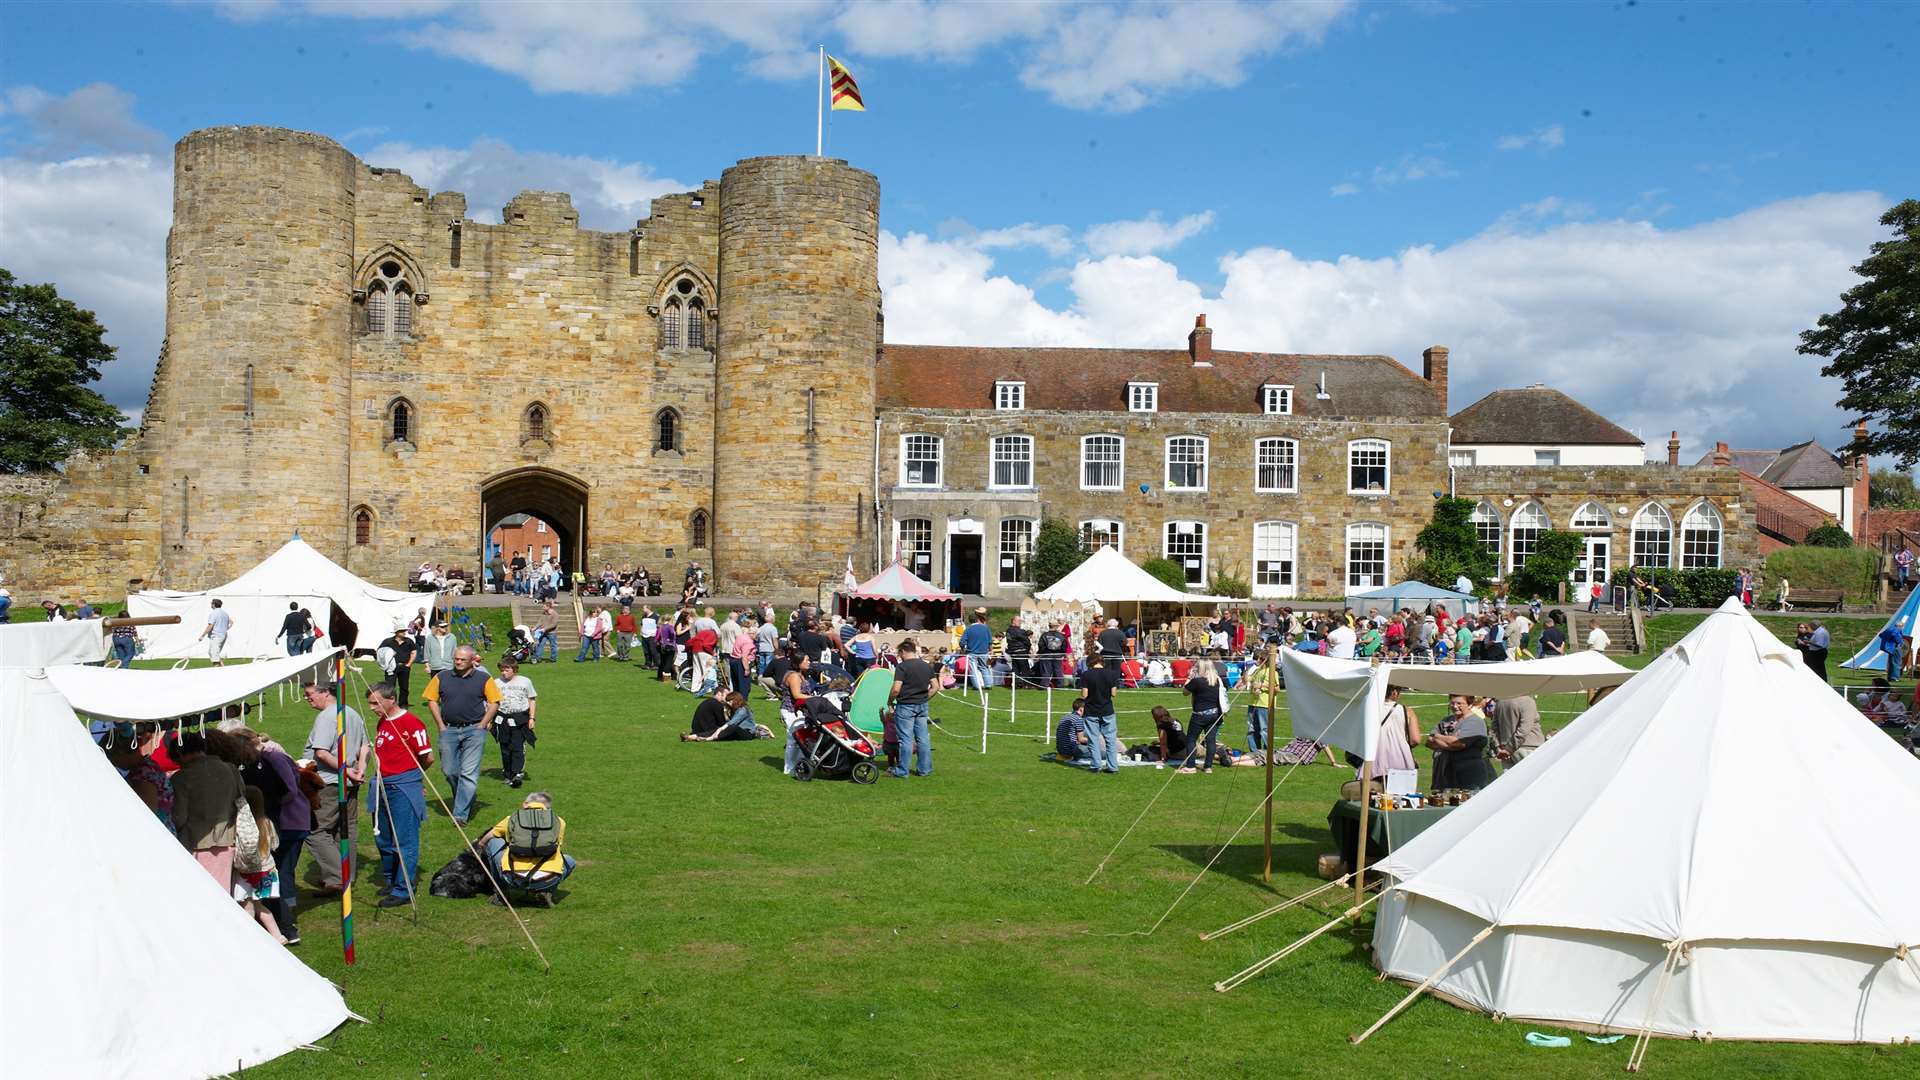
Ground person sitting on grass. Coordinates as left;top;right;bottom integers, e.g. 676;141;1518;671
1129;705;1187;763
1054;697;1091;764
683;689;768;741
481;791;575;904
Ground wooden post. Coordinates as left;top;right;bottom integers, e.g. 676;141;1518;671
1353;763;1374;905
1261;646;1278;883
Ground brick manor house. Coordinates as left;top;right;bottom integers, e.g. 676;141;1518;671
2;126;1755;603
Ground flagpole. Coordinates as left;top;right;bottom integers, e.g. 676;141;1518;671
816;45;825;157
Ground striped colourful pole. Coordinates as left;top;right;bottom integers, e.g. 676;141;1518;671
336;652;355;965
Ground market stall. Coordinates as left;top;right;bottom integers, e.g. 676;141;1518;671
833;560;961;630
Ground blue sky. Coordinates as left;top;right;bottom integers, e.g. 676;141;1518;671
3;0;1916;469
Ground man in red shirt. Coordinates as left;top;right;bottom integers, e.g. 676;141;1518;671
366;680;435;908
613;605;639;661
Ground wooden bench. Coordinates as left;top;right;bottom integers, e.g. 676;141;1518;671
1789;589;1844;612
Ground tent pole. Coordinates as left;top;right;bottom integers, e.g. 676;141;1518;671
334;653;355;966
1354;763;1374;905
1350;925;1494;1044
1214;889;1380;992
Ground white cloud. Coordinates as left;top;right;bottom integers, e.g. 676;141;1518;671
362;138;689;230
209;1;1355;111
879;193;1893;459
1371;152;1456;187
1;82;166;158
1495;123;1566;152
1083;211;1215;257
1329;182;1360;197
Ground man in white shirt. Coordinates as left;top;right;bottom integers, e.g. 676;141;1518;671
1327;622;1357;659
1586;624;1611;653
199;599;234;666
639;607;660;667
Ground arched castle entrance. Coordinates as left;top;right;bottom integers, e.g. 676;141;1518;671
480;467;589;579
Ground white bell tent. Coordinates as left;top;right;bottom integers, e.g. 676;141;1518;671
0;667;352;1077
1032;546;1235;606
127;537;420;659
1370;599;1920;1044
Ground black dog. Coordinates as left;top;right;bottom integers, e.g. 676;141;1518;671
428;849;491;899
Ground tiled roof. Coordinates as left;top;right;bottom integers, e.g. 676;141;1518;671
1693;440;1850;489
1448;386;1642;446
875;345;1443;417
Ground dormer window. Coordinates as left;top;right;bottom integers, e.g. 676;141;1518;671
994;381;1025;411
1262;384;1293;415
1128;382;1158;413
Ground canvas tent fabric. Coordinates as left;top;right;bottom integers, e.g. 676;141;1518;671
1840;584;1918;674
1344;580;1479;622
0;669;351;1077
128;537;419;659
1277;648;1633;761
847;561;959;601
1032;546;1235;606
1369;599;1920;1043
47;648;345;722
0;619;107;668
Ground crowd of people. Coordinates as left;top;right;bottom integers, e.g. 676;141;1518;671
483;556;712;608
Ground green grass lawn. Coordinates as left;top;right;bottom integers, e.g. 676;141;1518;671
149;614;1912;1077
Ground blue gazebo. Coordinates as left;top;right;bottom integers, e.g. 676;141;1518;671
1344;580;1480;621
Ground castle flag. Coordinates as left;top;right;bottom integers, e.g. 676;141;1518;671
828;55;865;111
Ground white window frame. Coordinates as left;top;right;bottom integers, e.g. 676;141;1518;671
899;433;943;488
989;434;1034;490
896;517;935;577
1254;437;1298;494
1450;449;1477;467
994;381;1025;411
536;520;546;534
1509;501;1548;572
1165;435;1208;492
1262;384;1294;416
1347;438;1391;494
1163;520;1207;588
998;517;1037;586
1252;520;1297;599
1570;501;1612;531
1534;449;1562;467
1128;382;1159;413
1080;434;1125;491
1470;500;1501;559
1345;522;1389;590
1079;519;1124;555
1630;503;1673;569
1680;501;1723;569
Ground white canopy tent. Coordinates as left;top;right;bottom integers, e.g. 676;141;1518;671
1033;546;1236;606
1369;599;1920;1043
47;648;345;722
1278;648;1634;760
128;537;420;660
0;619;107;669
0;668;352;1077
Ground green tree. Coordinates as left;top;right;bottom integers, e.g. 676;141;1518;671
0;269;127;472
1511;530;1583;599
1411;496;1497;588
1798;199;1920;469
1029;518;1088;591
1802;523;1855;548
1870;467;1920;509
1140;557;1189;593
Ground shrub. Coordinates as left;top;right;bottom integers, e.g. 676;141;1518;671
1140;557;1190;593
1802;523;1854;548
1208;568;1251;599
1511;530;1583;599
1763;546;1880;599
1413;497;1496;586
1029;518;1088;591
1639;567;1742;607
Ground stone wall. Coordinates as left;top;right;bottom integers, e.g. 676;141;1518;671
879;408;1451;601
0;452;162;605
1455;463;1755;577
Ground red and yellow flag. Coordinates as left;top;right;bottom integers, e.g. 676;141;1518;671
828;55;865;112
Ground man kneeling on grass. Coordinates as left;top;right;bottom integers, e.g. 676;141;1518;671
482;791;575;905
682;688;769;742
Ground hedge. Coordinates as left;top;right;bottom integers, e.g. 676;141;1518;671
1638;567;1742;608
1762;546;1880;601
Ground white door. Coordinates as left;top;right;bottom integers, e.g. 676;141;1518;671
1572;536;1611;586
1252;522;1297;599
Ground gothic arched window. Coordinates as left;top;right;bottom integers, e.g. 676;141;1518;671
655;408;680;452
689;509;709;549
523;402;550;444
363;258;416;337
353;506;374;546
658;275;711;351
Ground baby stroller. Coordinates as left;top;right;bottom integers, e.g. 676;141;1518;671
502;625;534;666
791;696;880;784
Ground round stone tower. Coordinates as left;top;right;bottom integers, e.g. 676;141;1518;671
156;127;358;586
713;156;880;591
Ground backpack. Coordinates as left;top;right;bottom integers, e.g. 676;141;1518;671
1039;630;1066;655
507;805;559;860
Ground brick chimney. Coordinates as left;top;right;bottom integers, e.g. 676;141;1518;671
1667;431;1681;466
1188;314;1212;367
1422;346;1449;412
1711;441;1732;467
1851;420;1870;536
